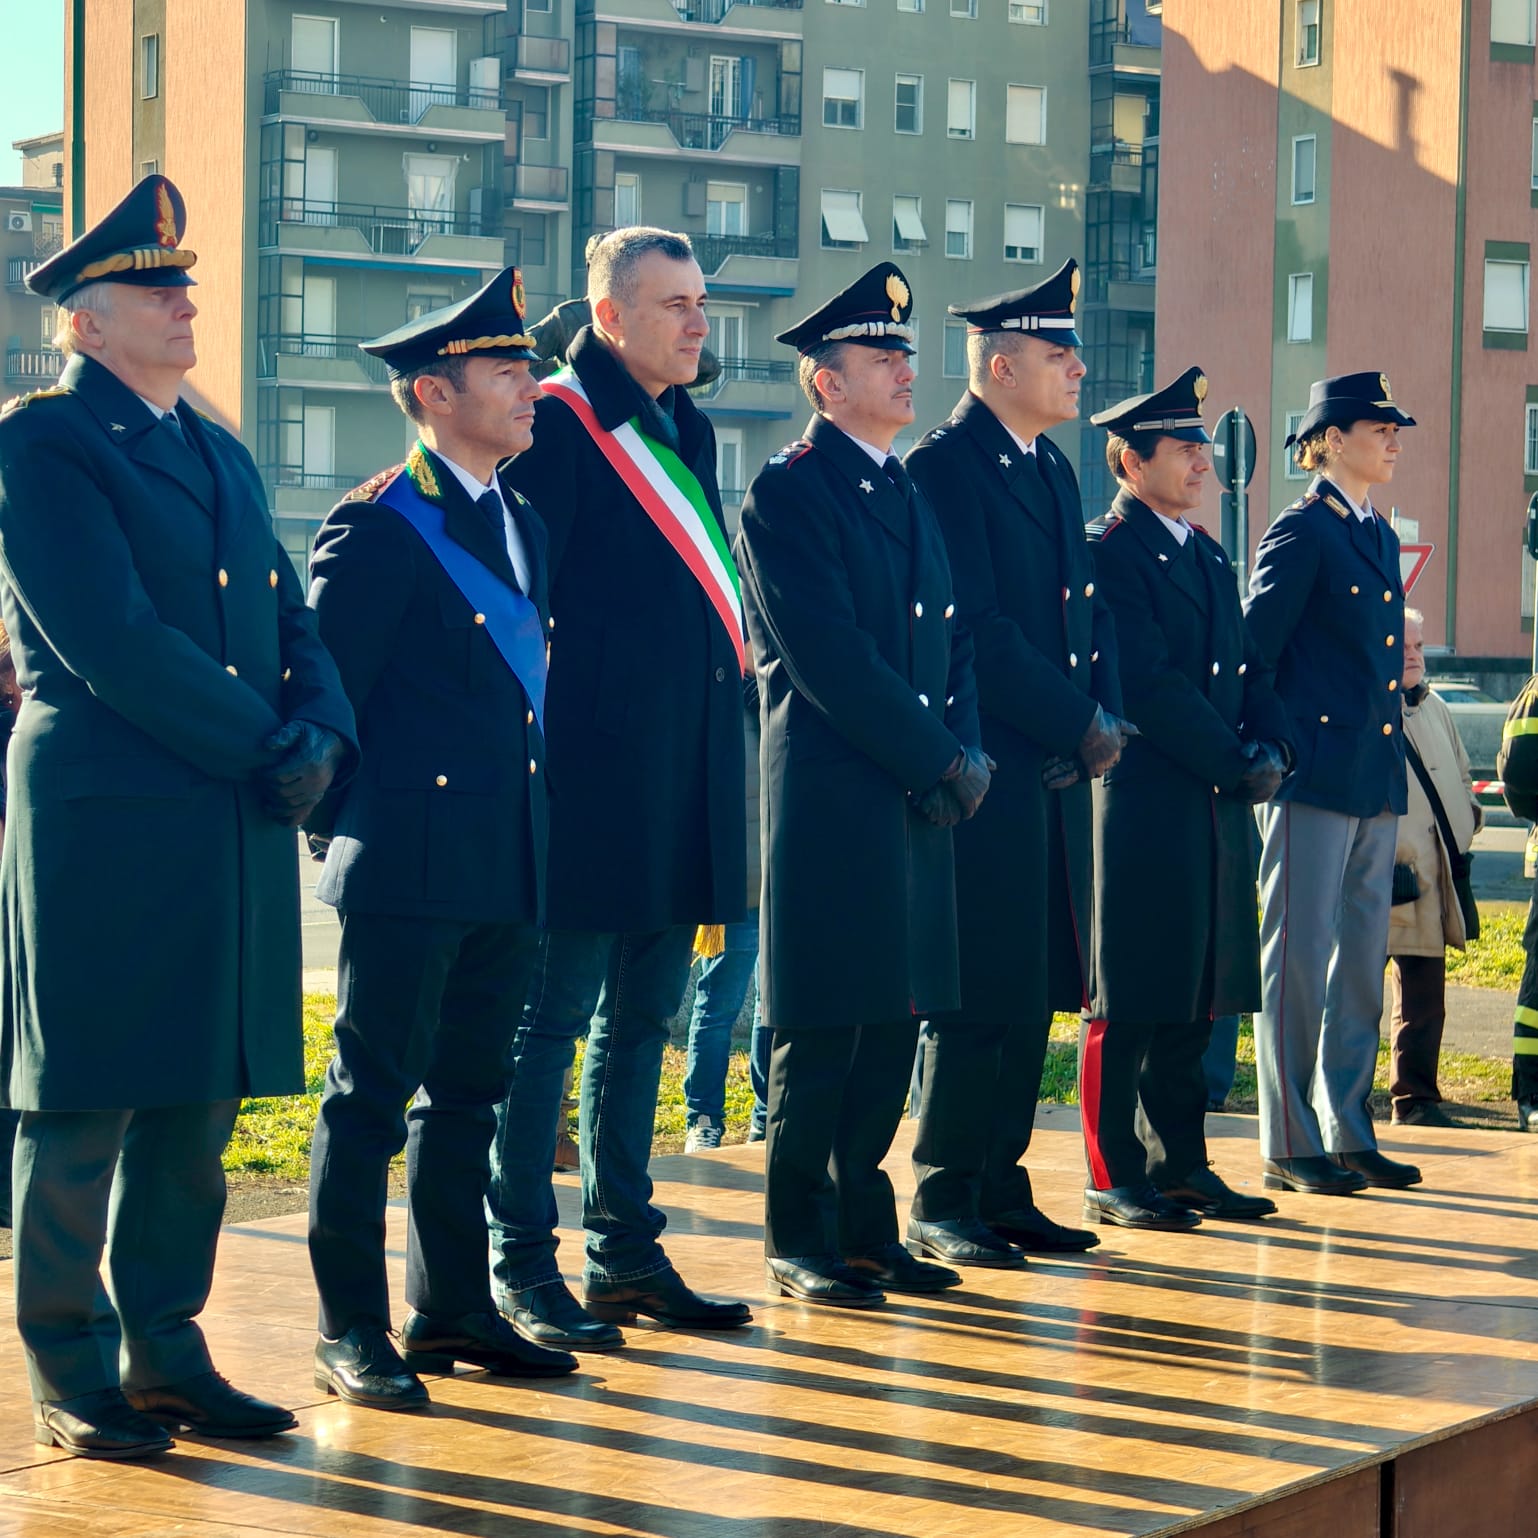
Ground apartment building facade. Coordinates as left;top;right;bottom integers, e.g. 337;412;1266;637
1158;0;1538;665
2;135;66;410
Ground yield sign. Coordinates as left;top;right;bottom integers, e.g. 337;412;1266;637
1400;543;1433;594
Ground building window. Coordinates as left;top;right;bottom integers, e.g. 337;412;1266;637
943;319;968;378
951;0;977;15
706;181;748;236
716;427;745;502
1003;202;1043;262
893;194;926;253
1486;258;1531;332
1493;0;1537;45
822;67;864;129
945;198;973;259
140;34;160;99
1009;0;1046;20
39;305;57;349
895;74;923;135
1287;272;1314;342
405;288;452;323
1291;135;1316;204
820;187;869;249
1284;411;1307;479
1005;85;1046;145
1532;117;1538;189
526;0;553;13
291;14;339;78
827;0;867;7
947;79;976;140
614;172;641;227
1526;403;1538;474
522;85;550;139
140;159;159;179
1296;0;1320;66
712;304;745;361
898;0;924;12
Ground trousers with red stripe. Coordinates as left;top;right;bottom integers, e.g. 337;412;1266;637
1078;1015;1213;1190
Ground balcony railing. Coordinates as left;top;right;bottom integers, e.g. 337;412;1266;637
612;106;799;149
4;348;63;384
690;356;795;402
261;466;369;493
691;230;798;274
256;333;392;385
259;196;500;253
510;163;570;202
263;68;504;121
671;0;801;19
1090;138;1145;168
507;34;571;76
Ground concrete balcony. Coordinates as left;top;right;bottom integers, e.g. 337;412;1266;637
1088;140;1145;195
263;468;370;519
262;70;507;142
692;356;796;419
258;199;505;271
507;34;571;82
256;334;391;392
596;0;803;35
4;348;63;386
694;232;798;294
510;162;570;210
596;109;800;164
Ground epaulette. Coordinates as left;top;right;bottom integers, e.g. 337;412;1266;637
0;386;68;419
918;417;962;447
765;440;811;468
405;441;443;502
343;464;403;503
1283;490;1324;518
1318;490;1353;520
1086;512;1123;543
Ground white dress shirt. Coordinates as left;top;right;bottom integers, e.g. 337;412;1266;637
436;451;533;596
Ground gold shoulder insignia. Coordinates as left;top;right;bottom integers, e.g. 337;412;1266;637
1;386;68;418
344;465;403;503
1321;493;1352;520
406;442;443;502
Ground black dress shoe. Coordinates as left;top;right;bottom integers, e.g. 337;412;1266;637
1160;1167;1276;1221
1261;1156;1367;1195
1392;1101;1457;1128
503;1281;624;1352
584;1266;752;1329
34;1388;174;1459
401;1309;578;1378
1330;1149;1422;1189
1083;1184;1202;1231
906;1218;1026;1269
1520;1101;1538;1133
315;1324;430;1410
845;1242;961;1294
983;1205;1101;1253
125;1371;296;1437
765;1256;885;1308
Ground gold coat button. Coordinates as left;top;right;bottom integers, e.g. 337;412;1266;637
944;604;955;619
1237;663;1247;675
1062;586;1071;602
1350;585;1359;595
1384;590;1393;602
1389;679;1398;691
1085;582;1095;598
225;664;238;676
473;613;486;625
1382;723;1393;736
1386;635;1396;646
914;601;924;618
435;774;448;787
1091;650;1100;663
1320;714;1329;723
1211;662;1221;676
269;569;279;589
526;709;534;726
1069;652;1078;668
218;568;229;587
918;693;930;706
282;668;291;682
547;616;555;631
529;758;538;774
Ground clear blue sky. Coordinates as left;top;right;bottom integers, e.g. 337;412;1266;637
1;2;65;185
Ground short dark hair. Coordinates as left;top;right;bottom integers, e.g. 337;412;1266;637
389;355;472;424
797;340;850;412
1105;427;1164;483
587;227;696;306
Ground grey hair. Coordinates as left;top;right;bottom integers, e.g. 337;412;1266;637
1404;607;1424;628
587;226;695;307
797;341;851;413
389;355;472;424
53;281;117;355
965;328;1026;388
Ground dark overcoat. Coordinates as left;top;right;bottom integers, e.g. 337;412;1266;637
1088;493;1292;1024
906;393;1121;1022
1243;475;1407;819
308;447;550;924
505;328;746;932
0;354;356;1110
736;414;980;1032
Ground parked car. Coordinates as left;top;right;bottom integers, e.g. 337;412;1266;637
1427;676;1507;779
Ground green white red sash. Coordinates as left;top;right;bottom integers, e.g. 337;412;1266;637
543;367;744;670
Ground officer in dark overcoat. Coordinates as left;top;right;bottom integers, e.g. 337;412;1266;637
487;227;750;1348
305;269;578;1410
904;262;1131;1266
0;176;356;1458
737;262;989;1308
1080;367;1290;1230
1245;372;1420;1196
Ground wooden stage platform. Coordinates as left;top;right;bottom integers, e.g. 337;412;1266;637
1;1107;1537;1537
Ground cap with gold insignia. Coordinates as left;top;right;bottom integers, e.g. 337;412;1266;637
948;257;1082;348
1090;365;1212;444
1285;370;1417;447
361;265;538;378
28;174;196;304
774;262;915;355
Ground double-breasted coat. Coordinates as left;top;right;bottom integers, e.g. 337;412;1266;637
1088;493;1291;1024
0;354;356;1110
505;328;745;933
906;393;1121;1022
307;447;550;925
737;414;981;1032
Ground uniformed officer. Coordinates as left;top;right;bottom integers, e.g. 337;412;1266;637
1245;371;1421;1195
0;175;356;1457
904;260;1130;1267
305;269;578;1409
737;262;989;1307
1080;367;1289;1229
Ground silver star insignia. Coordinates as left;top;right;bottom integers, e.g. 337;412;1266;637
932;428;947;438
769;455;784;465
110;423;126;433
1157;553;1169;563
999;453;1012;468
859;479;874;494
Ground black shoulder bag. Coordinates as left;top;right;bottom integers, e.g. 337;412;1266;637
1403;736;1480;942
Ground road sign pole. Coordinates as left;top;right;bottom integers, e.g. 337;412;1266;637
1233;408;1249;594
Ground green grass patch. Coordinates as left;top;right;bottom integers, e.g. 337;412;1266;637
1445;903;1528;991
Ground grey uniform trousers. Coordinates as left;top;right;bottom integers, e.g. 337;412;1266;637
1254;800;1396;1161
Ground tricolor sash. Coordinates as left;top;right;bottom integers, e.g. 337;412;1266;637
542;367;745;671
378;461;548;731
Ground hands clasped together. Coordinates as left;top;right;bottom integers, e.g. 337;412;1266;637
261;720;346;828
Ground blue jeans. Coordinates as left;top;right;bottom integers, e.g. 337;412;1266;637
749;1012;771;1137
1203;1015;1241;1107
487;924;695;1296
682;916;760;1127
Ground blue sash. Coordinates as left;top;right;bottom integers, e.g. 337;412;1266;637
378;471;548;732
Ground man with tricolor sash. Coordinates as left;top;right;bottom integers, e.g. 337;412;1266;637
305;267;578;1408
486;228;751;1348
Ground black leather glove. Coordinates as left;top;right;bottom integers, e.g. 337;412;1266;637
912;781;963;828
1041;755;1081;791
262;721;346;827
1236;739;1288;805
1077;705;1138;779
941;745;995;820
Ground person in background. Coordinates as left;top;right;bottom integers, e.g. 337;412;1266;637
1387;608;1481;1128
0;622;19;1229
1202;1016;1241;1112
1498;672;1538;1131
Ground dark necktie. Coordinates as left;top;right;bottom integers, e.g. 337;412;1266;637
476;488;505;538
883;455;913;501
162;408;185;441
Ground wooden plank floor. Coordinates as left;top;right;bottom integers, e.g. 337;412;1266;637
2;1106;1537;1537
